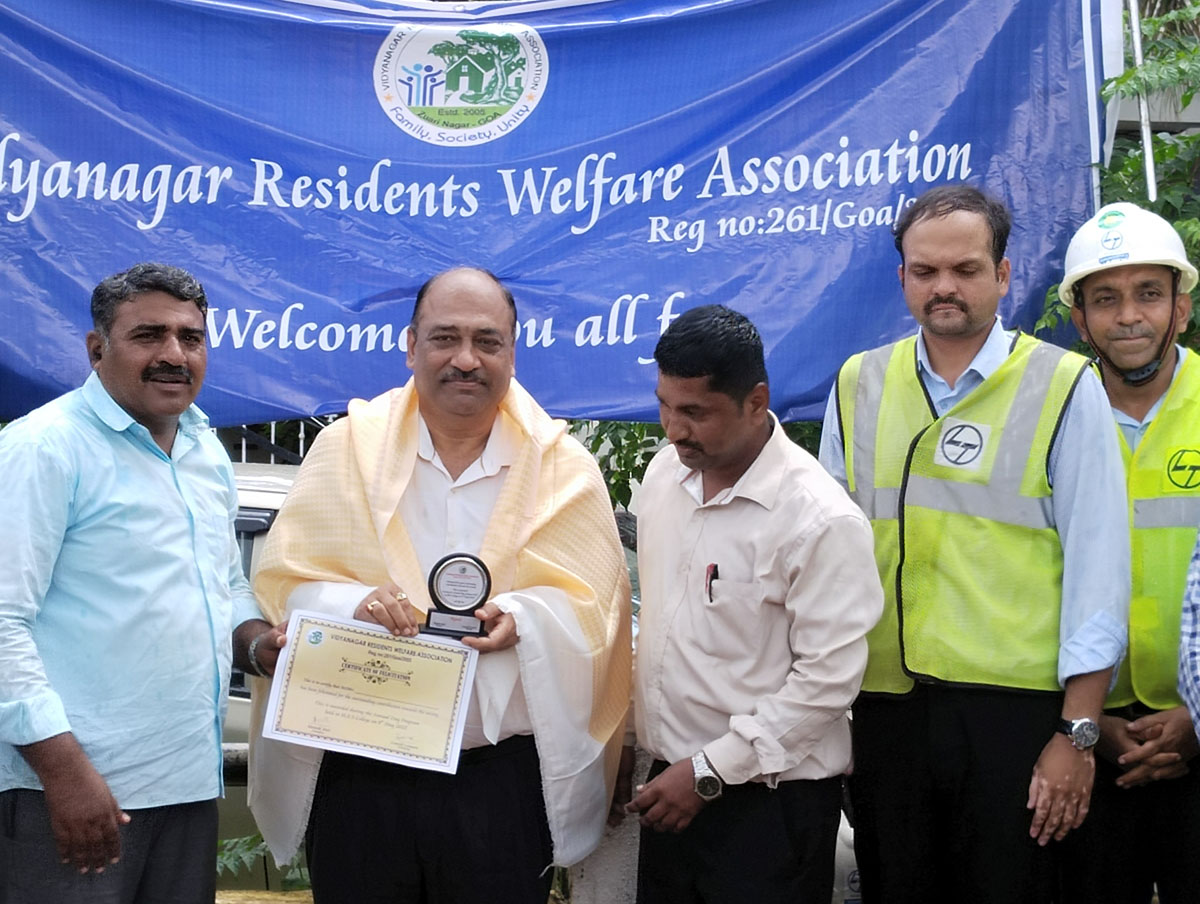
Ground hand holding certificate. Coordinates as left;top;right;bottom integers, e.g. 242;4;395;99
263;610;478;773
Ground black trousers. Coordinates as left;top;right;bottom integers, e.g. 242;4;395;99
0;791;216;904
636;759;842;904
306;734;553;904
848;685;1063;904
1059;705;1200;904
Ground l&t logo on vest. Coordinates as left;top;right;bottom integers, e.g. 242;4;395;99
1167;448;1200;490
934;420;989;470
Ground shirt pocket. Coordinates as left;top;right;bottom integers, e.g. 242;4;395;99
190;495;235;585
693;578;762;660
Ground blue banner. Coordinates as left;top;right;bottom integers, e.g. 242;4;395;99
0;0;1103;425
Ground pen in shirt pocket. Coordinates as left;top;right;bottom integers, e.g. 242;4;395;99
705;562;719;601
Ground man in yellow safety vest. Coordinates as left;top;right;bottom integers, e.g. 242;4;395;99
819;184;1130;904
1057;202;1200;904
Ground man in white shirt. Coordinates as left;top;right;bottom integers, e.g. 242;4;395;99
244;268;632;904
627;304;884;903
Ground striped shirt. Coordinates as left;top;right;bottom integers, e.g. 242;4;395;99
1179;537;1200;741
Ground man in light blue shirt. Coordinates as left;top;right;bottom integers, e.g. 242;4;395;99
818;185;1128;904
0;263;261;904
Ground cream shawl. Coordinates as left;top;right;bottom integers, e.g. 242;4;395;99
248;378;632;867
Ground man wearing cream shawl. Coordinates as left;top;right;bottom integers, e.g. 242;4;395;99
235;268;632;904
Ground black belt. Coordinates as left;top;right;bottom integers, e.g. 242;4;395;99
1103;701;1161;721
459;732;536;767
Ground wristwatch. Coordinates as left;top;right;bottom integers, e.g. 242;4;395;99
1056;717;1100;750
691;751;724;801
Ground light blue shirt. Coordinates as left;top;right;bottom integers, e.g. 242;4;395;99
0;373;260;808
818;319;1129;686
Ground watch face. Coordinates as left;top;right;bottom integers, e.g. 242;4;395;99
1072;719;1100;749
696;775;722;799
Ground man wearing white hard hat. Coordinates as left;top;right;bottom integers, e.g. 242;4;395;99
1058;201;1200;904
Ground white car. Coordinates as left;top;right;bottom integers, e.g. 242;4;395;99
225;462;298;745
218;462;299;891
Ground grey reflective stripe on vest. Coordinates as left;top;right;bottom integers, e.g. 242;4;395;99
848;344;899;517
973;341;1065;498
851;338;1070;527
903;474;1055;527
854;486;901;520
1133;496;1200;529
902;342;1066;527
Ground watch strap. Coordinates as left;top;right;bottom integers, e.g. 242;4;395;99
1056;716;1099;750
691;750;723;800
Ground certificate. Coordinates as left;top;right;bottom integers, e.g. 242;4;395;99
262;609;478;773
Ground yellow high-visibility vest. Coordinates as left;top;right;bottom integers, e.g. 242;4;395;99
836;332;1089;693
1109;348;1200;709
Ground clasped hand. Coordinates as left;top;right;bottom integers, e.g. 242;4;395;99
1099;708;1198;788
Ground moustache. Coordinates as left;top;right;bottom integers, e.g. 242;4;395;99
924;295;967;316
675;441;704;454
440;368;486;385
142;364;192;383
1109;328;1156;342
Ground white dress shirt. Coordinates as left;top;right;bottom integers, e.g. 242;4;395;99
403;413;534;748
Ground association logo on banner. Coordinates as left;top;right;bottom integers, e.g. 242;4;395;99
374;23;548;147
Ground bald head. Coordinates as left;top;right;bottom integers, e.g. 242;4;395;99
411;267;517;339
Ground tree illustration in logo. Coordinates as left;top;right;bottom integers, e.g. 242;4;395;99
429;30;527;106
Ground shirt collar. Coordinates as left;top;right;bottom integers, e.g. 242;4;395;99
915;316;1011;386
1111;344;1187;430
676;413;785;510
416;409;520;479
80;371;209;438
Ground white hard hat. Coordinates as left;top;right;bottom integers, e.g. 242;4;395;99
1060;202;1198;305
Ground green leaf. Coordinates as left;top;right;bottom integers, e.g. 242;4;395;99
215;833;269;877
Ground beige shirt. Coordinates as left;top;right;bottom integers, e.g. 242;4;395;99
634;417;883;786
